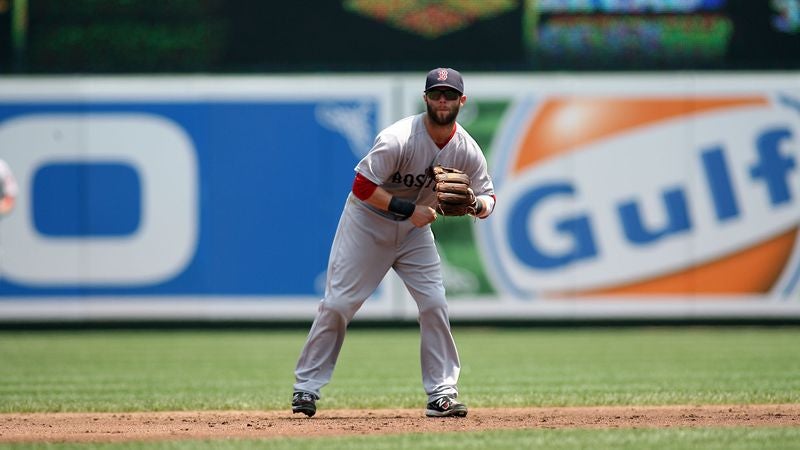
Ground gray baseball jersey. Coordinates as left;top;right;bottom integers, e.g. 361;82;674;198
294;112;494;403
357;113;494;215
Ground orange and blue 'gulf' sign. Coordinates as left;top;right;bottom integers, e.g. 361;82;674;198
481;93;800;299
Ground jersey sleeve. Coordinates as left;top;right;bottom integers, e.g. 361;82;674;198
354;131;400;186
465;139;494;199
470;159;494;198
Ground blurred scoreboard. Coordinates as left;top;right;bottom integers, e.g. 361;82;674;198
525;0;800;70
527;0;732;69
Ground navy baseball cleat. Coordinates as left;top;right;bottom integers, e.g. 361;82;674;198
291;391;318;417
425;395;468;418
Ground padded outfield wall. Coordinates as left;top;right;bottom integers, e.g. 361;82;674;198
1;74;799;322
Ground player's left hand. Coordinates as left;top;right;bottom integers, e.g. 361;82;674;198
433;165;477;216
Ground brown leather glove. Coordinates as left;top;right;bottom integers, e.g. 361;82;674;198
433;165;477;216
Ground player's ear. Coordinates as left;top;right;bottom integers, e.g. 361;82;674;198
460;95;467;106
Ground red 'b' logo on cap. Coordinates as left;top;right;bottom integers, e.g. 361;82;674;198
437;69;448;81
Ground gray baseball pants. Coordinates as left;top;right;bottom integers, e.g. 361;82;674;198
293;195;461;403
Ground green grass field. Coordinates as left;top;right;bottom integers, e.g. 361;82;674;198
1;326;799;449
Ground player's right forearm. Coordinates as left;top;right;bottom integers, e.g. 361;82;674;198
366;187;407;216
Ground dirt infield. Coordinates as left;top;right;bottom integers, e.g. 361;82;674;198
1;404;798;443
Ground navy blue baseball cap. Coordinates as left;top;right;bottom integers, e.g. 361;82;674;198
425;68;464;94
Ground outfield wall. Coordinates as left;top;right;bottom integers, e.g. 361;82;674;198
1;74;800;322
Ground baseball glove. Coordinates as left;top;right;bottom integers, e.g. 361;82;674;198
433;165;477;216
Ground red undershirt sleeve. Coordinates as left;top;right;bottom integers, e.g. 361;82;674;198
352;172;378;200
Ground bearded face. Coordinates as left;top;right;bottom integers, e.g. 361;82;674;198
425;93;461;126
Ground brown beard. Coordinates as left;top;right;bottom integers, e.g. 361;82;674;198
426;101;460;126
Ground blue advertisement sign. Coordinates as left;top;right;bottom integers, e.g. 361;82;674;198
0;98;378;298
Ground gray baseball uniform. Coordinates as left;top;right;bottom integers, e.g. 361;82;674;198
294;110;494;404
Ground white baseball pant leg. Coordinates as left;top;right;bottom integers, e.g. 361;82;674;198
293;199;461;402
393;223;461;402
293;199;398;397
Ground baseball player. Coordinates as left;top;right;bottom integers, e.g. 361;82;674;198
0;159;18;216
292;68;495;418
